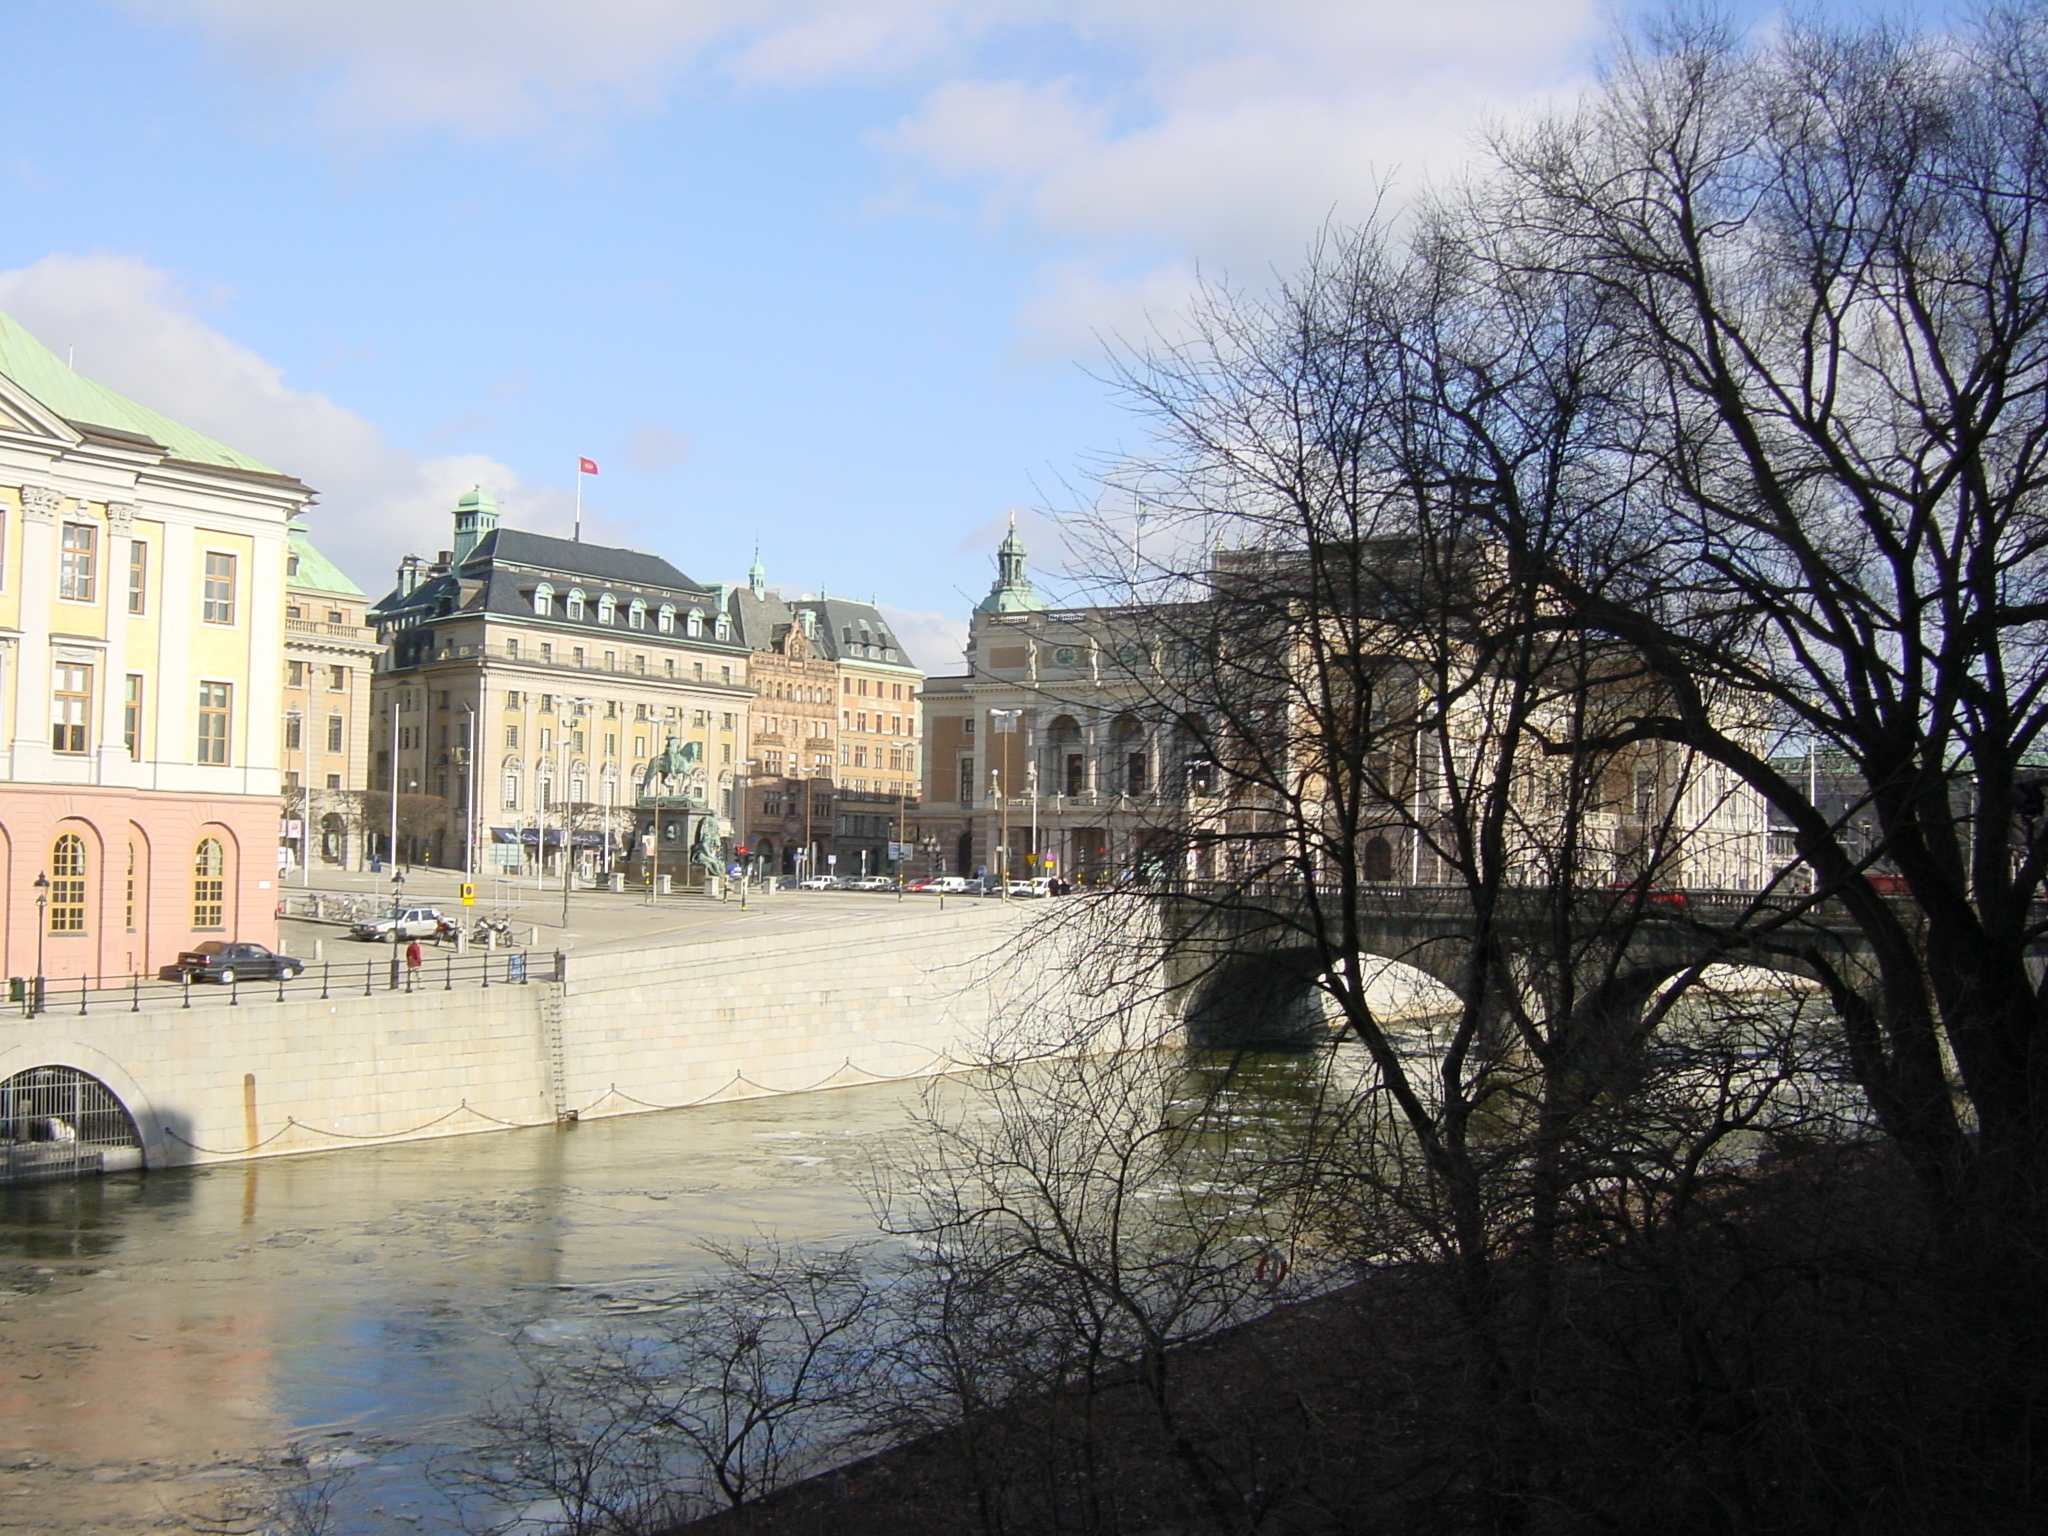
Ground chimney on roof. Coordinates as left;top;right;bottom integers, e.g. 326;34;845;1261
395;553;428;598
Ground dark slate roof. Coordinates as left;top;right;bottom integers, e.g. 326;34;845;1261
464;528;703;592
804;596;917;670
730;583;920;671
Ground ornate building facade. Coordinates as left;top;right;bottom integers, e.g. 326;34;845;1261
280;521;378;872
731;563;922;877
368;490;752;877
0;308;309;981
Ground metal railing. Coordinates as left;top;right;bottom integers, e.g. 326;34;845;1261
10;950;560;1019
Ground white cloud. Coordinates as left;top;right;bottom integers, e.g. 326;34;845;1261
0;252;580;591
878;603;968;677
124;0;1606;346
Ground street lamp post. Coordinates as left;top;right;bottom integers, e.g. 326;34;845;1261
387;868;406;990
460;700;478;880
31;872;48;1015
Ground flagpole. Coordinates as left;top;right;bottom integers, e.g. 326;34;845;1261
574;461;583;543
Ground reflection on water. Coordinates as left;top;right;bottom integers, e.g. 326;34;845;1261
0;1048;1410;1534
0;1081;935;1534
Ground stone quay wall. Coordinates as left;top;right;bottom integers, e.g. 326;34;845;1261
1;900;1053;1169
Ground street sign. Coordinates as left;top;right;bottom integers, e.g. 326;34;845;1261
460;882;475;906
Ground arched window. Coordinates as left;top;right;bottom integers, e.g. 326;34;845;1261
658;604;676;634
567;589;587;621
48;834;86;933
320;812;347;862
532;582;553;617
715;613;731;640
597;594;616;625
629;599;647;630
193;838;225;930
1363;835;1395;882
686;609;705;638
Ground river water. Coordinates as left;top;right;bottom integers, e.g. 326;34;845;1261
0;1081;945;1535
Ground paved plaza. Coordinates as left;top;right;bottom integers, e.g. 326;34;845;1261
275;863;984;964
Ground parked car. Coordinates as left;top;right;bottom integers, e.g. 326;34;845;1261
176;941;304;984
350;906;449;941
924;876;975;894
797;876;839;890
852;876;895;890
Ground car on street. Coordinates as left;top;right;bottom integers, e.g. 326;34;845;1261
923;876;975;894
852;876;895;890
797;876;839;890
176;941;305;984
350;906;449;941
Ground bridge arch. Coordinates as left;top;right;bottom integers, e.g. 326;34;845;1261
1182;946;1461;1049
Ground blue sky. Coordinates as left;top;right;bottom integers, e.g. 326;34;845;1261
2;1;1921;671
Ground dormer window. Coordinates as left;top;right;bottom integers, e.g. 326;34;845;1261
658;604;676;634
567;589;587;621
533;583;554;617
686;609;705;638
629;599;647;630
715;613;731;640
598;593;616;625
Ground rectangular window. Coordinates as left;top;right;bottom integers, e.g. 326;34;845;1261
327;716;344;753
958;755;975;806
573;647;586;668
540;727;553;751
503;774;520;810
505;724;519;748
603;650;616;671
540;642;553;664
665;658;676;678
196;682;231;765
694;662;705;681
604;732;616;757
633;654;646;675
284;713;303;751
330;665;347;690
507;638;520;659
51;663;91;754
287;659;305;688
124;674;143;757
201;551;236;624
59;523;97;602
634;735;647;757
127;540;147;614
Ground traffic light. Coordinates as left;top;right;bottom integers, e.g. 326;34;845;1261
735;844;748;857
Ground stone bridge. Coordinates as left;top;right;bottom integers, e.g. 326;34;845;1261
1161;884;1890;1047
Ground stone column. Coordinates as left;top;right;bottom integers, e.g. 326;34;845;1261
10;486;59;779
95;502;137;785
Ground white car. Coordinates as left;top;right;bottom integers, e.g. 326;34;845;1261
797;875;838;890
924;876;975;894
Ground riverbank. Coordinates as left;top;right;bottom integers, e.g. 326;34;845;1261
677;1141;2035;1536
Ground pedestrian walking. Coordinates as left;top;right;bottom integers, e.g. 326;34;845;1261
404;938;423;978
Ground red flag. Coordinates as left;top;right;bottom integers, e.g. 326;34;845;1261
578;457;599;475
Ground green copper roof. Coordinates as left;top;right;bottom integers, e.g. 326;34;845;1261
288;520;364;597
975;517;1047;614
0;308;280;474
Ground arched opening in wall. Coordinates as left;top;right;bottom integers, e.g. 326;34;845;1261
0;1066;144;1177
1113;713;1149;795
1045;715;1085;796
320;813;348;864
193;837;226;932
1363;835;1395;883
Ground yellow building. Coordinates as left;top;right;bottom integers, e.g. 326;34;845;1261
368;489;752;877
281;522;379;872
0;309;309;981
